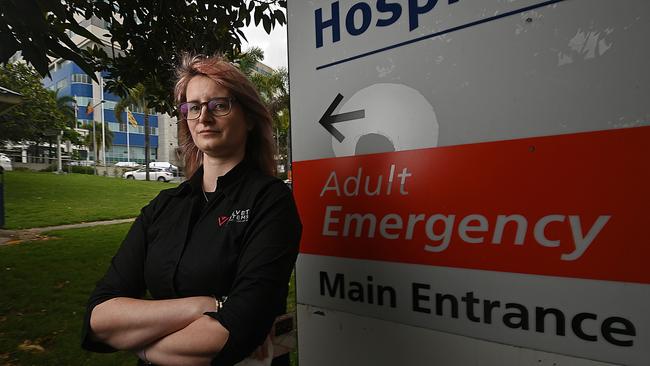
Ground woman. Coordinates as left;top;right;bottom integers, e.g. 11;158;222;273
81;54;302;366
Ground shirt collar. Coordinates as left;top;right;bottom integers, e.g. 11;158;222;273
173;160;250;197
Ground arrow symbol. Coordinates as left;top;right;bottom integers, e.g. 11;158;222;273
319;93;365;143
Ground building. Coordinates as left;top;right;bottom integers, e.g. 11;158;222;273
41;14;163;165
9;14;274;169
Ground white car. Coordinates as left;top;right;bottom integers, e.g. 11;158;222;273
149;161;178;173
123;167;173;182
115;161;141;168
0;153;13;171
69;160;95;166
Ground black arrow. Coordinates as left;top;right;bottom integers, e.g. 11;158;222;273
319;93;365;143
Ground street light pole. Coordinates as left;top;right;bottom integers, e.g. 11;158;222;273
99;73;107;170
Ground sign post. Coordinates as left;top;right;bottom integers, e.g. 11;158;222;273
288;1;650;365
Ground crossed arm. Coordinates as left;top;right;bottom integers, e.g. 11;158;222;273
90;296;229;365
84;183;301;364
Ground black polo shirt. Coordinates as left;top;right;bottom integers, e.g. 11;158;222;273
81;161;302;365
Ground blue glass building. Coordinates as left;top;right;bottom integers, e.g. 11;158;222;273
43;60;158;164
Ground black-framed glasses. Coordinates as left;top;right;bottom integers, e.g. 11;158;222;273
179;97;235;120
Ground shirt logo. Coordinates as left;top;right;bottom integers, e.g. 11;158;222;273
229;209;250;223
217;216;230;226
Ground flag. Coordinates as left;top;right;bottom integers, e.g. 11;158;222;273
127;110;138;127
86;101;94;116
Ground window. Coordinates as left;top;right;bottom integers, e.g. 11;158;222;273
104;101;117;110
75;97;92;109
72;74;92;84
107;122;121;132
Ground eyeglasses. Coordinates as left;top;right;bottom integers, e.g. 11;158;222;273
179;97;235;120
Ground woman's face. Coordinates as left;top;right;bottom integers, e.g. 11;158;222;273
185;75;250;160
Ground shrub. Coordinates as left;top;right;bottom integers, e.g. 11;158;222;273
67;165;95;175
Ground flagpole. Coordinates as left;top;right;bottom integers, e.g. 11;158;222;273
99;73;106;168
126;108;130;162
92;112;97;175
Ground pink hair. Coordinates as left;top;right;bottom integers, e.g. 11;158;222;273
174;53;276;178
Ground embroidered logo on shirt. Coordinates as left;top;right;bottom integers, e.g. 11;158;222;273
229;209;250;223
217;216;230;226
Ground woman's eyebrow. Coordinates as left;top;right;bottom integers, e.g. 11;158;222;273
185;96;230;103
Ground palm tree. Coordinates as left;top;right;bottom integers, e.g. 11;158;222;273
114;83;152;180
83;121;113;163
51;91;76;124
234;47;265;77
250;68;291;174
47;90;83;162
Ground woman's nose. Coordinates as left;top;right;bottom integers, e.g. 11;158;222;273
198;105;214;124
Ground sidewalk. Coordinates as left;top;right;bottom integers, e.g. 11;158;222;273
0;218;136;245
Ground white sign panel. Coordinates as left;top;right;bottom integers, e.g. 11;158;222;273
288;0;650;365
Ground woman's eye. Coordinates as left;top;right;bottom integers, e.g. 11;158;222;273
189;105;201;112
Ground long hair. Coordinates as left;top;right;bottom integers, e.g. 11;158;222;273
174;53;276;178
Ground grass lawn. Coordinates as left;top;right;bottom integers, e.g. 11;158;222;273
2;171;178;229
0;224;298;365
0;224;135;364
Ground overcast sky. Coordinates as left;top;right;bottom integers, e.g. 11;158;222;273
242;22;288;70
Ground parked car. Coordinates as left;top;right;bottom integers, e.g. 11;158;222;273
0;153;13;171
69;160;95;166
149;161;179;175
115;161;141;168
123;167;173;182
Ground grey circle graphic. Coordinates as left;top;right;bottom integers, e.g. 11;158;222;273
332;83;439;157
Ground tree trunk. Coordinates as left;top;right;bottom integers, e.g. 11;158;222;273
145;111;150;181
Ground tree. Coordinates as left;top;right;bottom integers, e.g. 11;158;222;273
0;0;104;79
0;63;76;147
113;83;151;180
250;67;291;174
49;90;82;145
235;47;265;77
229;47;291;175
83;121;113;163
1;0;287;116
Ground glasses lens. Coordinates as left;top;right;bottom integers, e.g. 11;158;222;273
183;102;203;120
180;103;189;117
208;98;231;116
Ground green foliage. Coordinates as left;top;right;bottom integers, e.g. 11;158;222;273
113;83;152;179
66;165;95;175
97;1;286;115
0;63;76;144
3;171;176;229
250;66;291;169
1;1;287;116
236;47;266;77
0;0;103;79
50;90;83;145
82;121;114;162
